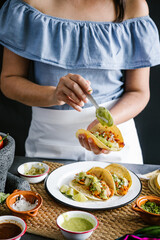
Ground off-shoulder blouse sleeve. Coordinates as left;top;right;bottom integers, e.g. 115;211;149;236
0;0;160;69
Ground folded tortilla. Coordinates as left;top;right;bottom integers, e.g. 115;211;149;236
105;163;132;195
69;167;115;201
87;167;115;192
76;123;124;151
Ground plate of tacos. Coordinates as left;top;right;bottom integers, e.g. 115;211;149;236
45;161;142;210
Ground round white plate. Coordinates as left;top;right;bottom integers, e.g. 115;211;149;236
45;161;142;210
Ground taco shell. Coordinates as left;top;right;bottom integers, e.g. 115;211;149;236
105;163;132;195
76;123;124;151
69;167;115;201
87;167;115;193
70;179;101;201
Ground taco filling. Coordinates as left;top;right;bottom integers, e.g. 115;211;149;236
91;130;124;149
112;174;129;195
105;163;132;196
73;171;112;200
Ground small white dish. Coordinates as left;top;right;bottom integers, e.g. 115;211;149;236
18;162;50;183
0;215;27;240
57;210;99;240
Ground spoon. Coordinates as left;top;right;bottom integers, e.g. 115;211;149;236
87;93;114;127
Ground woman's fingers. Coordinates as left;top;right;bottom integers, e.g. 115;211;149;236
65;96;83;111
78;134;110;155
88;137;106;155
78;134;91;150
62;85;84;107
69;73;91;93
55;73;92;110
64;74;91;100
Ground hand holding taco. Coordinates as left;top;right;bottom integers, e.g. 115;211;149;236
76;123;125;152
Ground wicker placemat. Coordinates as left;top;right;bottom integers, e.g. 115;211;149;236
0;161;157;240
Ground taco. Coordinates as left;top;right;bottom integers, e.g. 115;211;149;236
69;167;115;201
105;163;132;196
76;123;124;151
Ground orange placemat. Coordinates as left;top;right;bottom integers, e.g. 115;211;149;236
0;161;157;240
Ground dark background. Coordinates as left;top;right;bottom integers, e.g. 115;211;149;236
0;0;160;164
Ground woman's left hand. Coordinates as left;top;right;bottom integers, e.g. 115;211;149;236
78;119;110;155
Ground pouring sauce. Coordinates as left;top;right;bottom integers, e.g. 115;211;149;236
0;222;22;239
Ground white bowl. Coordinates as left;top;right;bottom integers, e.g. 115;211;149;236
17;162;50;183
57;211;99;240
0;215;27;240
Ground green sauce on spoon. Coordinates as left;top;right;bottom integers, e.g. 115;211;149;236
87;93;114;127
96;107;114;127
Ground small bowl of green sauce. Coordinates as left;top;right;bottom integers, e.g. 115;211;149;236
18;162;50;184
132;195;160;225
57;211;99;240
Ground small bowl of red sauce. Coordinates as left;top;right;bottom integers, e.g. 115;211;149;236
0;215;27;240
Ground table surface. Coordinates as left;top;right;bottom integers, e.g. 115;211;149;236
8;156;160;240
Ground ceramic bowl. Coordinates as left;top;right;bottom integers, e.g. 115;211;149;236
132;195;160;225
0;215;27;240
6;189;43;220
17;161;50;183
57;211;99;240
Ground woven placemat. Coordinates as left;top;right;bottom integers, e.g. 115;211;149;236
0;161;157;240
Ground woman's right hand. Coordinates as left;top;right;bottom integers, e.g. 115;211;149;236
53;73;92;111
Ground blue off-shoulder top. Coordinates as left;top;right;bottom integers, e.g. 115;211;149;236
0;0;160;110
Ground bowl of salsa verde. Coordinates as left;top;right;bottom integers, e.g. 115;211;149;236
0;215;27;240
57;210;99;240
132;195;160;225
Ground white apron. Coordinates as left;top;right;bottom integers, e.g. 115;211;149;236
25;100;143;164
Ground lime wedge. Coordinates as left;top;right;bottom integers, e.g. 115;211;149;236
60;184;69;194
72;192;88;202
72;188;79;196
66;187;75;197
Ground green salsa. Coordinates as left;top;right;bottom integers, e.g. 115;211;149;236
61;217;93;232
24;164;45;175
96;107;114;127
141;200;160;214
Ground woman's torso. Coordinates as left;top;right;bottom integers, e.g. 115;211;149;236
28;0;124;109
1;1;158;111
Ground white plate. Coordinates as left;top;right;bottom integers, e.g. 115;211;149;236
45;161;142;210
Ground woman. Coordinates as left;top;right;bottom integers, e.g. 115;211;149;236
0;0;160;163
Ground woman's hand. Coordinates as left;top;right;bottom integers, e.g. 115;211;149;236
78;119;110;155
53;73;92;111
